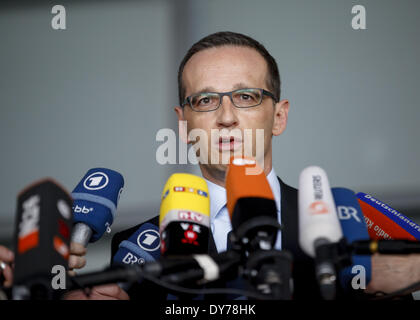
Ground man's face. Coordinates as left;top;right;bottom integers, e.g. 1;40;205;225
175;45;289;180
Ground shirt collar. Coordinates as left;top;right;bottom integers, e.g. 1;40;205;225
266;168;281;215
205;168;281;221
205;178;227;222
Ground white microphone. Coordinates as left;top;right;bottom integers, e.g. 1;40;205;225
298;166;343;300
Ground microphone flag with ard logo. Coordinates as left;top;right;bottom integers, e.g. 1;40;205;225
71;168;124;243
113;222;161;266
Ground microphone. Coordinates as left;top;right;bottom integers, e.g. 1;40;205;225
225;157;293;300
333;190;420;256
112;222;161;267
114;173;210;267
356;192;420;241
225;157;280;252
111;222;161;293
13;179;73;300
71;168;124;247
298;166;342;300
332;187;372;291
159;173;210;256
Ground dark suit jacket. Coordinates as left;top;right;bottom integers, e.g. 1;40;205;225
111;177;326;300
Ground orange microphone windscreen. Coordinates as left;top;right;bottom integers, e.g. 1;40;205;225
225;157;274;219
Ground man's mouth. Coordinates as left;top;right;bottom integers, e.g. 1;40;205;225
217;136;243;151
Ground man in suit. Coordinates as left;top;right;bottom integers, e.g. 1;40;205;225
109;31;321;300
65;31;420;300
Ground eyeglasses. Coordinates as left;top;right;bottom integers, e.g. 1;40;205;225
182;88;278;112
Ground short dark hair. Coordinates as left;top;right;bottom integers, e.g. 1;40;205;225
177;31;281;106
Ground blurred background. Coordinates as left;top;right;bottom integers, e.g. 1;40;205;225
0;0;419;273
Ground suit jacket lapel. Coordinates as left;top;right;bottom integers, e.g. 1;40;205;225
208;228;218;254
278;177;301;259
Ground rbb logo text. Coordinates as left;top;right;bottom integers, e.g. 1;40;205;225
72;205;93;214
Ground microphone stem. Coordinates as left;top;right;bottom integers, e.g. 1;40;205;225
71;223;92;247
314;238;337;300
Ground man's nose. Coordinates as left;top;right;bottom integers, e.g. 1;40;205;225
216;95;239;128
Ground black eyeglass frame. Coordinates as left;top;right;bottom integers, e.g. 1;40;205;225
181;88;278;112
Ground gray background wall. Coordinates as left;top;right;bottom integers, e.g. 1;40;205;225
0;0;419;273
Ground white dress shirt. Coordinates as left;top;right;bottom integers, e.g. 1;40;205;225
206;168;282;253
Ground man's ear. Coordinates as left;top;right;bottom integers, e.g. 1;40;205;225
174;106;189;144
272;99;290;136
